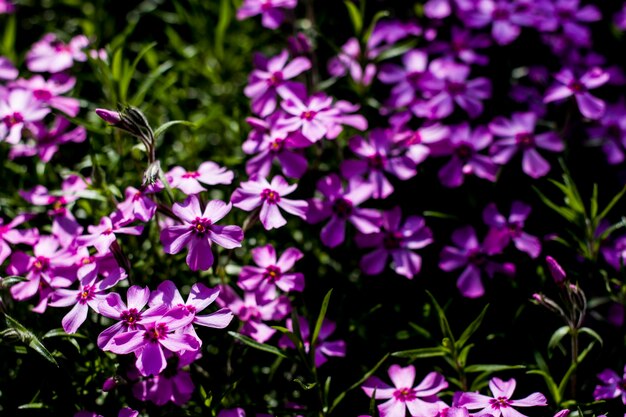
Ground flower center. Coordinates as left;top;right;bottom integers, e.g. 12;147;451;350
192;218;211;234
568;80;585;93
270;138;284;152
81;256;93;265
456;143;474;161
77;285;95;304
301;110;317;121
33;256;50;271
132;192;142;202
182;171;200;179
121;308;141;326
468;249;486;266
489;397;512;409
332;198;353;219
508;221;523;237
33;89;53;101
268;71;283;86
144;323;168;343
447;80;467;96
367;153;385;170
261;188;281;204
264;265;282;282
383;232;403;250
238;305;260;321
515;132;535;148
3;112;24;127
393;387;417;402
492;7;510;20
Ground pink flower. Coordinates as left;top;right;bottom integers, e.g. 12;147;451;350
544;67;609;120
117;185;161;222
231;175;308;230
458;377;548;417
77;212;144;255
11;74;81;117
236;0;297;29
0;89;50;144
238;244;304;293
26;33;89;73
593;366;626;404
482;201;541;258
0;213;38;266
160;195;243;271
166;162;233;195
362;365;448;417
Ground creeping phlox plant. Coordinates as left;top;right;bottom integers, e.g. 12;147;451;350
0;0;625;417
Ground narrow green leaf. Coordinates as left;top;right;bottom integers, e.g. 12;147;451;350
465;364;526;373
312;289;333;346
120;42;158;102
527;369;560;404
363;10;390;43
4;314;58;367
392;346;447;359
1;14;16;61
375;41;418;62
597;185;626;223
456;304;489;349
533;186;577;222
557;341;596;398
590;184;598;220
42;328;88;339
0;275;27;288
548;326;570;351
579;327;603;346
228;331;287;358
153;120;196;139
425;291;456;348
457;344;473;368
344;1;363;35
18;403;47;409
330;353;389;413
215;0;232;59
293;377;317;390
131;61;174;105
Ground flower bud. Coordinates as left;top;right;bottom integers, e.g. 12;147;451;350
95;108;122;125
546;256;566;284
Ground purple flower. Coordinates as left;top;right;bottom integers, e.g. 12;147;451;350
489;112;563;178
0;56;18;80
231;175;308;230
428;27;492;66
278;316;346;367
439;226;515;298
327;38;376;86
9;116;86;162
77;212;144;255
245;49;311;116
0;214;38;266
436;123;498;188
11;74;80;117
244;128;310;179
362;365;448;417
107;307;200;376
545;255;566;284
236;0;297;29
538;0;601;47
356;207;433;279
544;67;609;119
238;244;304;293
216;285;291;343
586;100;626;164
160;195;243;271
392;123;450;165
594;366;626;404
0;89;50;144
117;185;160;222
482;201;541;258
341;129;417;199
166;162;234;195
307;174;381;248
26;33;89;73
378;49;432;108
458;377;548;417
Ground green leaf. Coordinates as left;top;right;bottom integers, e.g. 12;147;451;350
375;40;418;62
533;186;577;223
363;10;391;43
42;328;88;339
329;353;389;413
392;346;448;359
425;291;456;349
312;289;333;346
579;327;603;346
4;314;58;367
590;184;598;221
344;1;363;35
597;185;626;224
0;275;27;288
548;326;570;351
465;364;526;373
293;377;317;390
120;42;157;102
557;341;596;399
527;369;560;404
131;60;175;105
215;0;232;59
1;14;16;61
153;120;196;139
456;304;489;349
228;331;287;358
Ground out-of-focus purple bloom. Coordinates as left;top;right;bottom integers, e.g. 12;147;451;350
26;33;89;73
362;364;448;417
537;0;601;46
367;20;422;58
166;162;233;195
9;116;86;162
615;3;626;30
0;89;50;144
586;100;626;164
545;256;566;284
355;207;433;279
117;185;161;222
378;49;432;108
160;195;243;271
436;123;497;188
307;174;381;248
0;56;18;79
482;201;541;258
238;244;304;293
417;59;492;120
278;316;346;367
231;175;308;230
0;0;15;14
544;67;609;119
428;27;492;66
287;32;312;56
218;409;246;417
216;285;291;343
11;74;80;117
463;0;534;45
392;123;450;165
244;127;310;179
458;377;548;417
489;112;563;178
245;49;310;116
439;226;515;298
341;129;417;199
77;212;144;255
236;0;297;29
0;214;38;266
328;38;376;86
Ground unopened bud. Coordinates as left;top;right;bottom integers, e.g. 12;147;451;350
95;108;122;125
546;256;566;284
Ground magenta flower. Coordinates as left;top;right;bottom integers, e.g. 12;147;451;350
244;49;311;116
482;201;541;258
458;377;548;417
428;27;492;66
231;175;308;230
244;128;310;179
277;92;341;142
436;123;498;188
544;67;609;119
489;112;563;178
328;38;377;86
341;129;417;199
0;56;18;80
117;185;160;222
0;89;50;144
166;161;234;195
9;116;86;162
11;74;80;117
378;49;432;108
439;226;515;298
107;307;200;376
307;174;381;248
356;207;433;279
586;100;626;165
593;366;626;404
392;123;450;166
278;316;346;367
26;33;89;73
238;244;304;293
160;195;243;271
362;365;448;417
77;212;144;254
236;0;297;29
0;214;38;266
216;285;291;343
